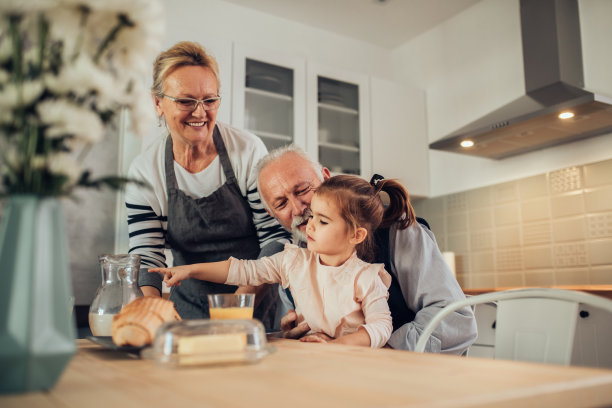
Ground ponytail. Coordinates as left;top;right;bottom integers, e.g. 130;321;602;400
370;175;416;230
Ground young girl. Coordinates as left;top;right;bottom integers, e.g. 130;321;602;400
150;175;413;348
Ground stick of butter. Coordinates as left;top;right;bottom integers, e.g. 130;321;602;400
177;333;248;366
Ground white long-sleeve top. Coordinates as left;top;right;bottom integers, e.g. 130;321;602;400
227;244;393;348
125;122;289;289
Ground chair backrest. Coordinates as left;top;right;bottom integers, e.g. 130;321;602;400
467;302;496;359
571;301;612;367
496;296;579;364
414;288;612;367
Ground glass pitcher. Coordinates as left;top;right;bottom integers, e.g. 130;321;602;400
88;254;143;336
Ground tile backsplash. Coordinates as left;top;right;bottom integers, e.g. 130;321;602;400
412;158;612;288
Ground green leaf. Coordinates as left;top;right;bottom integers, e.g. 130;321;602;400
77;174;150;192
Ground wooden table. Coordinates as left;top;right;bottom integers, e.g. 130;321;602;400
2;338;612;407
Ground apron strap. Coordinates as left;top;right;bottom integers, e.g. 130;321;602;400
164;135;179;193
212;126;238;186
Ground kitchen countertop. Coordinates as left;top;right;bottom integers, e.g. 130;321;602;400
462;285;612;300
2;338;612;407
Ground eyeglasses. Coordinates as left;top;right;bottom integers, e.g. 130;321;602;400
161;94;221;111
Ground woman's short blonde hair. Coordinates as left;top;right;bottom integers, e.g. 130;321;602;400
151;41;220;96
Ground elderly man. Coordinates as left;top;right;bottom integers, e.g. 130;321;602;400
256;145;477;354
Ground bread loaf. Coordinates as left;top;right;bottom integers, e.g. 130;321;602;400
111;297;180;347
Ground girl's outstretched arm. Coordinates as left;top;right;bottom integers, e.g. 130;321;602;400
149;260;231;287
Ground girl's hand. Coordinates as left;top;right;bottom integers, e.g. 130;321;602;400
148;266;192;287
299;332;333;343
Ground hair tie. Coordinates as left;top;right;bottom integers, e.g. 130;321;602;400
370;174;384;188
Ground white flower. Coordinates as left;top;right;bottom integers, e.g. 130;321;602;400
0;80;44;108
0;69;9;84
22;47;40;70
1;144;19;169
30;155;47;170
57;0;96;7
48;152;81;185
88;0;164;26
0;109;11;124
1;0;163;196
36;99;105;144
0;33;12;64
44;54;119;111
45;6;89;61
0;0;59;13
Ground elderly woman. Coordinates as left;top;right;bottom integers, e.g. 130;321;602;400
125;41;289;325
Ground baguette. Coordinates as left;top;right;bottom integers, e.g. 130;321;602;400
111;297;180;347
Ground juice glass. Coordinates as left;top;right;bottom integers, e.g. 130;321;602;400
207;293;255;319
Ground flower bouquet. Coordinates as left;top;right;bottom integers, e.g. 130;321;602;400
0;0;163;196
0;0;163;393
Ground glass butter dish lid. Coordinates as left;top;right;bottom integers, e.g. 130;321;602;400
141;319;274;368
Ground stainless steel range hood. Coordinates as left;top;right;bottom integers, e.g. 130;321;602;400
429;0;612;160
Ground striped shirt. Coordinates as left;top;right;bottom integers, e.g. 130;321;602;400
125;122;290;286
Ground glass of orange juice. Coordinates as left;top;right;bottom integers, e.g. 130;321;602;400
207;293;255;320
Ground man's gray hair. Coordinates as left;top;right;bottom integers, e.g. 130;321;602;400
255;144;324;211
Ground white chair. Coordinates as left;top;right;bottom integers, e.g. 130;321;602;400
414;288;612;367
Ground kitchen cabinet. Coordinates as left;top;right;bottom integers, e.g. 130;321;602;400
231;45;306;151
232;46;373;177
307;63;371;177
370;77;429;197
233;46;420;181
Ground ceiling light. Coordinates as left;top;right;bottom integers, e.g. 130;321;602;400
460;140;474;148
559;111;575;119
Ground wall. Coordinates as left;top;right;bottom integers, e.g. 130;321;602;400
413;157;612;289
161;0;393;80
69;125;121;305
391;0;612;197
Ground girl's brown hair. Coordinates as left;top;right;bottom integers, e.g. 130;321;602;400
314;175;416;262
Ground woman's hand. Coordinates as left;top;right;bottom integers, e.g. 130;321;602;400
149;265;192;287
300;332;333;343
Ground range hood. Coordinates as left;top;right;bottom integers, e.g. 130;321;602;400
429;0;612;160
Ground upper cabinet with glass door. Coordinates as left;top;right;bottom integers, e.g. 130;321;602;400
231;46;306;151
307;64;371;177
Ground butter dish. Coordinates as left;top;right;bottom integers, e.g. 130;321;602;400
141;319;274;368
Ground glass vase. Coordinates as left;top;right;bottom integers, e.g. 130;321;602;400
0;195;76;394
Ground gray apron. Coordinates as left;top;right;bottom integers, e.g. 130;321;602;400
165;126;261;319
